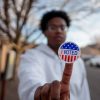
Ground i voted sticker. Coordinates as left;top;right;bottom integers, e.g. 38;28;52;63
58;42;81;63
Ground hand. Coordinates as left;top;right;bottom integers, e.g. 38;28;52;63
34;80;61;100
34;63;73;100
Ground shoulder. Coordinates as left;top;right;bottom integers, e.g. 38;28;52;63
73;58;86;74
78;58;86;74
21;44;42;59
18;45;43;76
74;58;85;66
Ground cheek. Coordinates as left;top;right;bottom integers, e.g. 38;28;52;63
48;35;55;42
45;32;55;39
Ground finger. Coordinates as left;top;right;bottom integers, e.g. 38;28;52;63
60;93;67;100
34;86;42;100
60;83;69;95
60;93;70;100
61;63;73;100
41;83;50;100
62;63;73;85
50;80;61;100
68;90;70;100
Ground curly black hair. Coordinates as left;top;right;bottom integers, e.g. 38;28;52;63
40;10;71;33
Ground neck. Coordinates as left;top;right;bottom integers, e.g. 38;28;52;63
48;44;59;55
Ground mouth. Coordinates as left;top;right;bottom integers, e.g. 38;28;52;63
55;35;65;40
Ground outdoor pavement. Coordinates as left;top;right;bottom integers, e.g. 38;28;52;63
86;63;100;100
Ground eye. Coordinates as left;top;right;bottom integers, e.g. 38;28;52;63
47;25;68;32
61;26;65;30
60;26;67;31
50;26;56;30
48;25;56;31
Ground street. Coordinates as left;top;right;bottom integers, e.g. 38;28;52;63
86;63;100;100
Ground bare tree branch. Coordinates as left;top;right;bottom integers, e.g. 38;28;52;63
60;0;70;9
0;26;7;33
25;29;42;43
26;28;38;39
0;0;37;45
19;0;26;17
3;0;14;40
20;0;36;31
11;0;18;15
15;0;36;43
31;32;42;43
0;26;13;40
0;13;6;24
4;0;9;26
10;26;16;34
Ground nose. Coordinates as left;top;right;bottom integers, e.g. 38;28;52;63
55;27;63;33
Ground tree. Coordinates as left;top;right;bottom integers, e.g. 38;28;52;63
0;0;72;78
0;0;42;50
0;0;41;78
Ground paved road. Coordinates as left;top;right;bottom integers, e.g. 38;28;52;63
85;63;100;100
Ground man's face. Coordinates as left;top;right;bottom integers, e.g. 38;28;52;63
44;17;68;48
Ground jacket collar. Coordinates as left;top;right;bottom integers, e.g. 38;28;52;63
36;43;59;59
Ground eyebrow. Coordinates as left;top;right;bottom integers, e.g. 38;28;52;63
48;24;67;26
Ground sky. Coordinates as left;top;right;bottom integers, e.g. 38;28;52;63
26;0;100;47
67;11;100;47
0;0;100;47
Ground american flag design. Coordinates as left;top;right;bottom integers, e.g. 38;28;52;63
58;42;81;63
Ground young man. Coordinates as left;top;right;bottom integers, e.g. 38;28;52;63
18;10;91;100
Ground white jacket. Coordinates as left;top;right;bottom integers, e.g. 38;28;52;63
18;44;91;100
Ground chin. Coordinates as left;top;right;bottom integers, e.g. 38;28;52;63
55;41;63;48
57;40;65;45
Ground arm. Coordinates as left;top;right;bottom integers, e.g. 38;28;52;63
18;49;74;100
18;50;45;100
34;63;73;100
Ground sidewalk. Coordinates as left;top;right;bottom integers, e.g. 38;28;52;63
0;77;19;100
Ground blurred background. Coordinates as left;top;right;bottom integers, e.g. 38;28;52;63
0;0;100;100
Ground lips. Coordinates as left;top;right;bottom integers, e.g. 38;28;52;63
55;35;64;40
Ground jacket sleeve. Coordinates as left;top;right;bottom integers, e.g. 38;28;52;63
70;58;91;100
18;49;45;100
